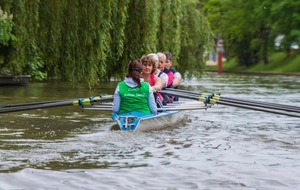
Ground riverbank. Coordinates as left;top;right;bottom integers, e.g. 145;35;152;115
205;52;300;75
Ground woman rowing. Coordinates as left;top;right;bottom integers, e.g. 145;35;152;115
157;52;173;87
157;52;177;104
141;55;164;93
141;54;164;107
164;51;182;88
163;51;182;101
147;53;169;89
112;59;157;120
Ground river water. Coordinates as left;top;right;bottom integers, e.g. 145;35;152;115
0;73;299;190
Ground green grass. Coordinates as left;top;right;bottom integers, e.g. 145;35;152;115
205;51;300;74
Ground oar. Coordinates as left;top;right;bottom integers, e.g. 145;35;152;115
0;99;75;108
83;100;211;112
0;95;113;114
163;89;300;117
161;90;300;118
83;106;209;112
164;89;300;112
163;88;300;113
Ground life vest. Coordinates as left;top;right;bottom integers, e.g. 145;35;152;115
118;81;151;114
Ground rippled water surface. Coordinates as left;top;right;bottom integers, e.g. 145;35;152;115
0;73;299;190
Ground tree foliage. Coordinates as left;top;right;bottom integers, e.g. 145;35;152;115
0;0;212;86
179;0;213;77
271;0;300;54
204;0;300;67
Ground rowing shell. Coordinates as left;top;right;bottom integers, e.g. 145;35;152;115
112;110;183;131
83;99;210;131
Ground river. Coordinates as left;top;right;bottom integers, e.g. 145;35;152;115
0;72;299;190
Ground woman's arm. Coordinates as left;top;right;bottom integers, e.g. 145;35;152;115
112;85;120;114
152;75;164;92
158;72;169;88
148;87;158;115
172;72;182;87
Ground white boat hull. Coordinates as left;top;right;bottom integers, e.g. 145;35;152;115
84;99;208;132
134;111;184;131
112;110;185;131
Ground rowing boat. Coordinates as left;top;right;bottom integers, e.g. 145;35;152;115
2;89;299;126
85;99;210;131
111;110;182;131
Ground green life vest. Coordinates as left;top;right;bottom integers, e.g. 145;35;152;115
118;81;151;114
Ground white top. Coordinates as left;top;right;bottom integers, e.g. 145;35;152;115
155;69;168;87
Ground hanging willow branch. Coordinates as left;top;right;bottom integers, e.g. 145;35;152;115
158;0;182;62
105;0;129;80
178;1;214;78
2;0;213;85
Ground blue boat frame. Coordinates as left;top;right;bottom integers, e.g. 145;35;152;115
114;111;180;131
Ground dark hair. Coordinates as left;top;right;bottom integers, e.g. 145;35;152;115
126;59;142;86
141;54;156;74
164;51;172;61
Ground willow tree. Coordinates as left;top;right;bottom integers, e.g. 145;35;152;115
155;0;213;76
157;0;182;63
5;0;38;75
50;0;111;86
104;0;130;80
91;0;113;83
76;0;112;85
38;0;66;78
178;0;213;77
123;0;160;62
0;1;15;75
2;0;213;85
143;0;161;52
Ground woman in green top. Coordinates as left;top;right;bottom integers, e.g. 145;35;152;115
112;59;157;117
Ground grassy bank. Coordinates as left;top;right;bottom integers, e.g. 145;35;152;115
205;52;300;75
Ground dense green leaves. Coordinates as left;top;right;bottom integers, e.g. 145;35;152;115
204;0;300;67
0;6;15;46
0;0;212;86
271;0;300;53
179;0;213;77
